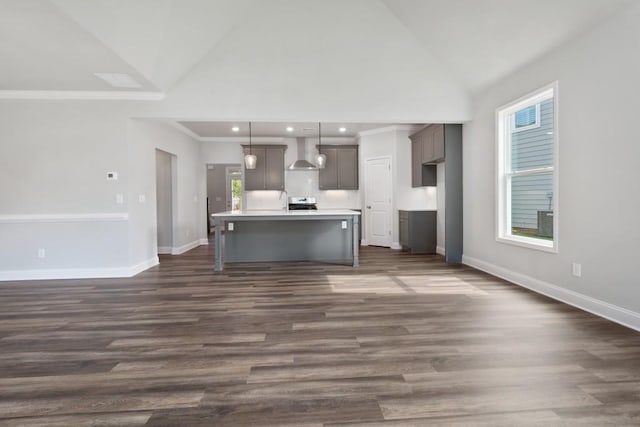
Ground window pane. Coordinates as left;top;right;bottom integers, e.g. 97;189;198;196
510;98;553;171
510;172;553;240
514;106;536;128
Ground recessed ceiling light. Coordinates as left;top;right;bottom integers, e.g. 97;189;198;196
94;73;142;88
339;127;347;133
231;126;240;132
286;126;294;132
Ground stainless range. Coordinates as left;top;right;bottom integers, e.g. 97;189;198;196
288;196;318;211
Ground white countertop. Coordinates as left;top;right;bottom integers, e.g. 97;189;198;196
211;209;360;218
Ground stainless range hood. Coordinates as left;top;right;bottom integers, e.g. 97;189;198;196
287;138;318;170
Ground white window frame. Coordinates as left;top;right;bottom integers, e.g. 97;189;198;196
511;103;541;133
496;81;559;253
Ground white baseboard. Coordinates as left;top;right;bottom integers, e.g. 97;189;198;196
171;240;201;255
199;238;209;245
0;256;159;282
436;246;446;256
129;256;159;276
390;242;402;250
462;255;640;332
157;246;172;254
360;240;368;246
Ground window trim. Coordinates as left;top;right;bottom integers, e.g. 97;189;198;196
495;81;559;253
511;103;541;133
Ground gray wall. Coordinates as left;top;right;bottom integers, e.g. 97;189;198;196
463;2;640;324
155;150;174;250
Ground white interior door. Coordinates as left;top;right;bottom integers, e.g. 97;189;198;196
365;157;392;247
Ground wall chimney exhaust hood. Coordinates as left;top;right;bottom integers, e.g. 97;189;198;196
287;138;318;170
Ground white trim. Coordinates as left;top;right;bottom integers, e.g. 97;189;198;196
436;246;446;256
0;90;165;101
0;213;129;224
0;256;159;282
202;136;287;143
199;238;210;245
157;246;172;255
168;121;202;140
462;255;640;332
360;239;368;246
129;257;160;276
390;242;402;250
357;125;419;137
171;240;201;255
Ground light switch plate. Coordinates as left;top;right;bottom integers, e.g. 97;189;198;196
341;221;348;229
116;194;124;204
138;194;146;203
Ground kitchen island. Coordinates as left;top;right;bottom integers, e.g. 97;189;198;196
210;210;360;271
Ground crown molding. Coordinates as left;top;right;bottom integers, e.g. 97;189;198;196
200;136;289;143
168;121;202;140
0;90;165;101
357;125;421;137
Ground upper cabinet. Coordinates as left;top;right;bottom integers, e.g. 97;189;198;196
242;145;286;191
410;124;446;187
318;145;359;190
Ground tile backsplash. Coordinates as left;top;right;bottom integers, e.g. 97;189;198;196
245;171;360;210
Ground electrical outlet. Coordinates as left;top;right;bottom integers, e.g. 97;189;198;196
116;193;124;204
341;221;348;229
138;194;146;203
227;222;234;231
37;248;46;258
572;262;582;277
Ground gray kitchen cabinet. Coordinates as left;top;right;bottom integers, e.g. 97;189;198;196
421;125;434;164
399;210;437;254
411;132;437;188
318;145;359;190
410;124;449;187
411;138;422;187
242;145;286;191
432;124;445;162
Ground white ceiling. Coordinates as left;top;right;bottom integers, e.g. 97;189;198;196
0;0;157;91
178;121;395;138
0;0;634;98
0;0;633;91
382;0;633;92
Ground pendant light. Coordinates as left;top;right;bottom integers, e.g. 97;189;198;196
244;122;257;170
315;122;326;169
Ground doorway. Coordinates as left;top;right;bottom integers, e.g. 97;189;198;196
364;156;392;247
207;164;242;233
155;149;177;254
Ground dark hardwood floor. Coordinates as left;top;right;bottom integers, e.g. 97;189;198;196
1;245;639;426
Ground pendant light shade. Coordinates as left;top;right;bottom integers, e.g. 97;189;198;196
315;122;326;169
244;122;257;170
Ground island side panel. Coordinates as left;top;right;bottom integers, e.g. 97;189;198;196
214;217;223;271
224;219;353;263
352;215;359;267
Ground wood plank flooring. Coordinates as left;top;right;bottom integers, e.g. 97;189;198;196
1;245;639;426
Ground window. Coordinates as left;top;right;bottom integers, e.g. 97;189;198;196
496;82;558;252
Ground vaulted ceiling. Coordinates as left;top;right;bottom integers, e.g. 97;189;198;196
0;0;633;123
2;0;631;93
